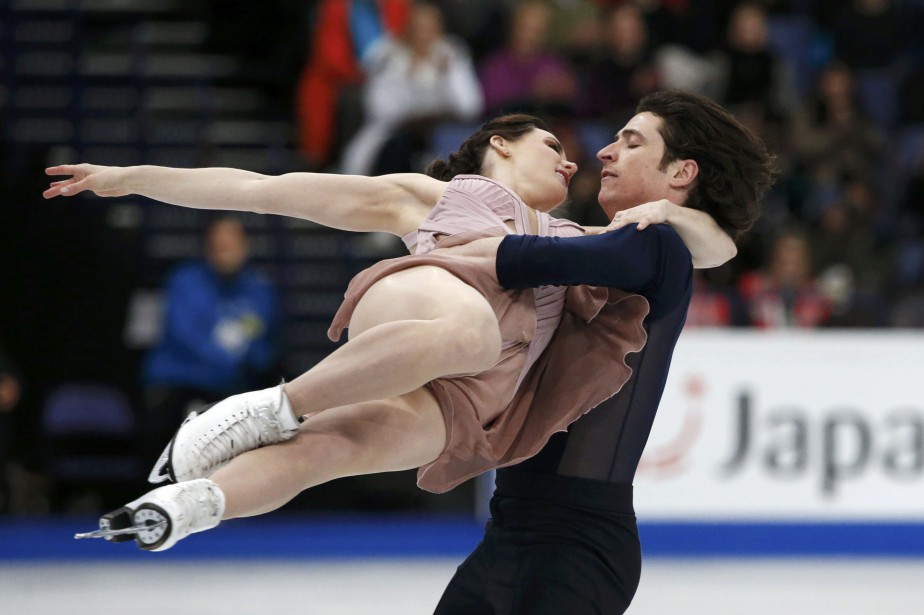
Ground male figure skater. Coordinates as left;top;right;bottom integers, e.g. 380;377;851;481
432;89;773;614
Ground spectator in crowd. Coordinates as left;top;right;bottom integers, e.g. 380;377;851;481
644;0;722;55
429;0;508;63
685;268;751;327
582;3;661;124
543;0;602;52
817;0;909;130
551;2;603;108
810;176;892;326
789;60;885;221
340;1;483;175
821;0;908;73
719;1;789;123
296;0;411;169
477;0;580;116
739;228;833;328
642;0;724;98
810;175;887;292
140;217;279;469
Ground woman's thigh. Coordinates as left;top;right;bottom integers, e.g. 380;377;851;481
297;386;448;473
347;265;496;338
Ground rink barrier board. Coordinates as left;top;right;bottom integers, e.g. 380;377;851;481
1;516;923;560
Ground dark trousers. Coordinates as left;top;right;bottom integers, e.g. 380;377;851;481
434;471;641;615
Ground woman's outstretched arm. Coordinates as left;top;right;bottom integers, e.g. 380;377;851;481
583;199;737;269
43;164;447;237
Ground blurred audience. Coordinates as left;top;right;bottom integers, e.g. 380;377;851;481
789;60;886;222
644;0;724;97
289;0;921;334
477;0;580;116
340;2;483;175
718;2;789;123
429;0;508;63
817;0;909;131
686;269;751;327
738;229;833;328
582;3;661;124
296;0;411;169
140;217;280;467
810;176;887;290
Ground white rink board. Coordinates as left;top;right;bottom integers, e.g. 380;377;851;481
634;330;924;520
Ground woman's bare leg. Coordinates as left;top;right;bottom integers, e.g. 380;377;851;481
148;266;495;486
283;266;501;416
210;386;446;519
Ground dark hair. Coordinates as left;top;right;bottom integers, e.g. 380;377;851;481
426;114;549;180
636;89;775;239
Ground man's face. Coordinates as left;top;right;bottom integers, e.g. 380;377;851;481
596;112;675;220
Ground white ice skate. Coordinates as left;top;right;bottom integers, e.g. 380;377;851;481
74;479;225;552
148;383;301;484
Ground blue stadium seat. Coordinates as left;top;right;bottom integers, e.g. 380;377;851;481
40;383;142;510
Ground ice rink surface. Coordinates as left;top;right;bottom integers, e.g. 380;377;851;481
5;557;924;615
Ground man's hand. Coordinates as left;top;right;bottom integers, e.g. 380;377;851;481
44;164;131;199
605;199;679;232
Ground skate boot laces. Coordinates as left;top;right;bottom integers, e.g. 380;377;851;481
195;397;290;466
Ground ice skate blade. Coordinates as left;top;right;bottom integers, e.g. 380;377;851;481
74;520;167;540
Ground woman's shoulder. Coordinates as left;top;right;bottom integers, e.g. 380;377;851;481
547;216;587;237
447;174;522;202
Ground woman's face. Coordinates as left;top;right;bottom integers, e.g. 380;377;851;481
504;128;578;212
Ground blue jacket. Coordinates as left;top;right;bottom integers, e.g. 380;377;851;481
144;260;278;393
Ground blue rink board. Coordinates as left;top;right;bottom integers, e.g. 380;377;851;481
2;515;924;561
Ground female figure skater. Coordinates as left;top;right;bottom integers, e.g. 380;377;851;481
46;115;734;551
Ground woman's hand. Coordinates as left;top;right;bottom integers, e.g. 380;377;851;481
43;164;132;199
604;199;736;268
604;199;678;232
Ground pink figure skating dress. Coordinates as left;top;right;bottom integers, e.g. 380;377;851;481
329;176;649;492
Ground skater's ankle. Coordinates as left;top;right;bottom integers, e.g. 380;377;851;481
279;383;301;427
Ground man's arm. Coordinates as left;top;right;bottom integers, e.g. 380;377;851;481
496;225;693;315
583;199;736;269
44;164;446;237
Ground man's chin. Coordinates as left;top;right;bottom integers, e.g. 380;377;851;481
597;189;624;221
598;200;621;222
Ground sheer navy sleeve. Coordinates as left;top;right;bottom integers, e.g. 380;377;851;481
494;224;695;484
496;225;692;318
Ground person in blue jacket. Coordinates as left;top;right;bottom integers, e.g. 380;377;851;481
141;216;278;467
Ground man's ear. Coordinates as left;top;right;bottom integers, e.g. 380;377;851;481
669;159;698;189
